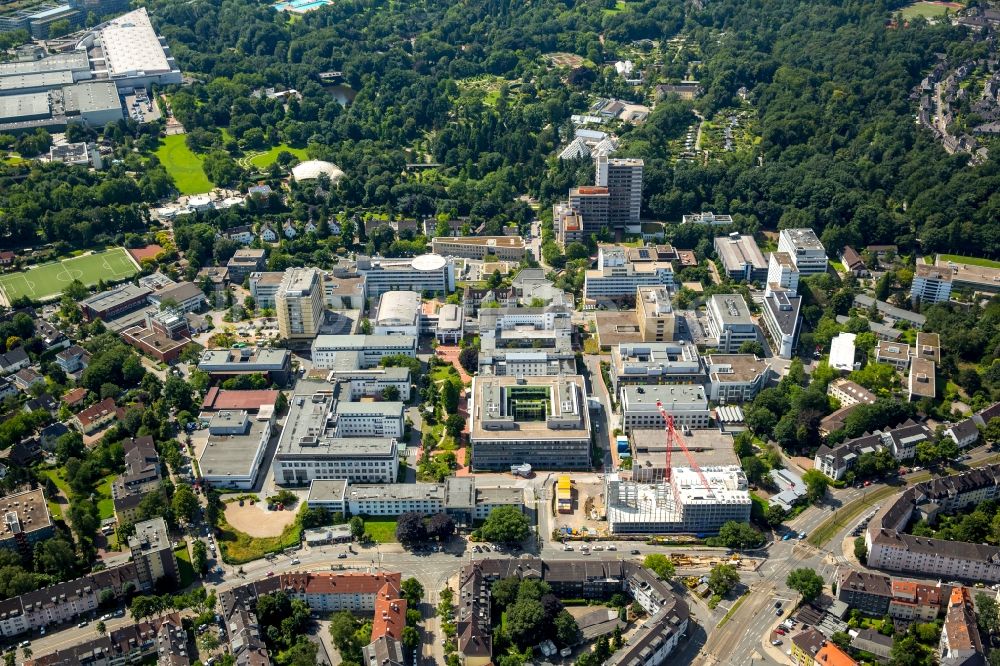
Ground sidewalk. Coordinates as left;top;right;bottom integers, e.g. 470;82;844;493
760;614;794;664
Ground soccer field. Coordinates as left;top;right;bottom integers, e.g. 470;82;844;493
0;248;139;304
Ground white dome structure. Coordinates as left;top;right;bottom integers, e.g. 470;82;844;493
291;160;345;183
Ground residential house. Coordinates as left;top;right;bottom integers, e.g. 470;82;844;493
0;251;14;267
55;345;89;374
23;394;57;414
840;246;867;277
12;368;44;392
0;347;30;375
282;221;297;239
815;640;859;666
32;319;68;351
791;627;827;666
72;397;121;435
836;569;892;616
61;387;88;409
225;225;254;244
260;224;278;243
945;419;981;449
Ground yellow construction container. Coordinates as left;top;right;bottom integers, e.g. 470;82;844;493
557;476;573;513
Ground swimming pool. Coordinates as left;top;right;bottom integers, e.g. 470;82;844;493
274;0;331;12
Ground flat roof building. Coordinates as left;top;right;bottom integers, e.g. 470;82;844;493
470;374;591;470
635;285;675;342
620;384;710;432
934;256;1000;295
778;228;828;275
275;267;324;340
63;81;122;127
97;9;183;91
430;236;526;261
761;288;802;359
628;428;738;482
273;384;400;485
312;334;416;369
198;410;272;490
609;342;704;395
356;253;455;298
584;245;674;300
478;306;575;377
714;233;767;282
227;248;267;282
0;489;54;556
80;284;152;322
706;293;759;353
911;263;953;305
705;354;773;403
197;348;292;384
909;357;936;402
829;332;857;372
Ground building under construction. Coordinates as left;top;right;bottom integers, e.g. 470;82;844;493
605;399;751;534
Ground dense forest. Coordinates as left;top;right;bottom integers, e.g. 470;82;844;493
0;0;997;257
144;0;1000;255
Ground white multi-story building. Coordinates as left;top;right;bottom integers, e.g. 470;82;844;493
705;354;773;403
829;332;858;372
828;377;876;408
609;342;704;395
311;335;417;369
334;401;404;438
911;263;953;305
620;384;710;432
198;410;273;490
595;155;643;227
356;253;455;298
760;289;802;359
767;251;800;295
478;306;575;376
706;294;759;353
584;245;674;299
777;228;828;275
325;366;412;401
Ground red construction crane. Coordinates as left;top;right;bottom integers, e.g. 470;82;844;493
655;400;711;490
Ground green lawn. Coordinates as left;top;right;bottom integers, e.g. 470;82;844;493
937;253;1000;269
602;0;628;13
359;517;398;543
247;144;309;169
899;1;957;19
155;134;213;195
96;473;116;520
0;247;139;303
174;544;195;588
40;468;71;520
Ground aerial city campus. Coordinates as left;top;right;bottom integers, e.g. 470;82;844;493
0;2;1000;666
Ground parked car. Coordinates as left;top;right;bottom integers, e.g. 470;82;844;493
772;640;783;646
775;629;786;636
630;549;640;555
77;620;88;628
337;552;348;559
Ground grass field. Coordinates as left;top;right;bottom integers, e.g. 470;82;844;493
938;253;1000;269
360;517;398;543
0;247;138;304
175;544;195;588
247;144;309;169
96;474;116;520
155;134;213;195
899;1;960;19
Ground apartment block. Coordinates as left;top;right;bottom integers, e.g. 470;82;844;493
595;155;643;227
828;378;876;408
568;187;611;234
128;518;178;590
311;334;416;369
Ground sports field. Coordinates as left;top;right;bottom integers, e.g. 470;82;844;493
899;1;961;19
155;134;213;195
0;248;139;304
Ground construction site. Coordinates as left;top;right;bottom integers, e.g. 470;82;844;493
606;400;752;535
